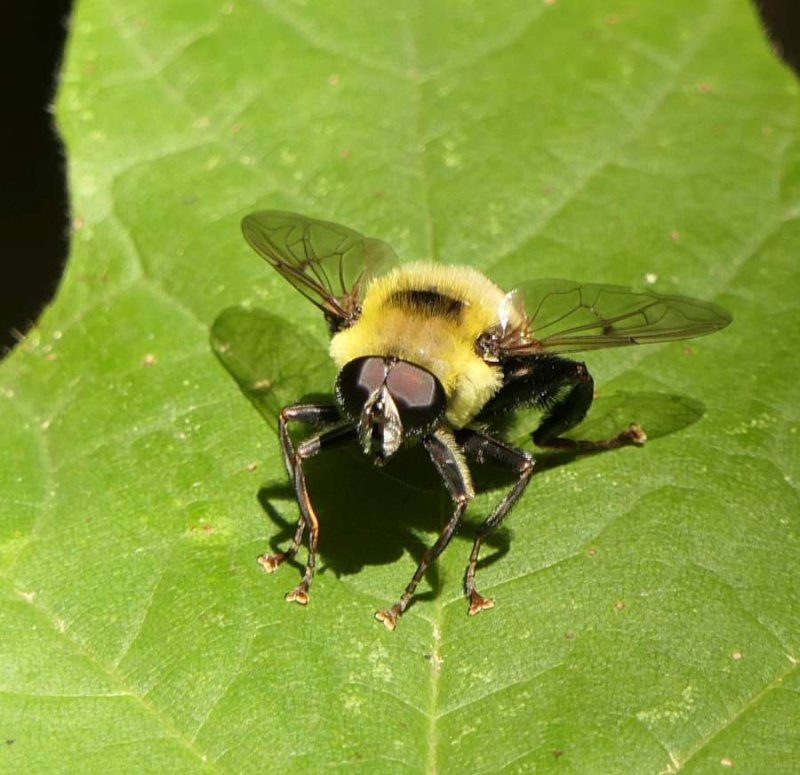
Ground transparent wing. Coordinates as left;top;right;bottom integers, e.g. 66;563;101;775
241;210;399;326
500;279;732;354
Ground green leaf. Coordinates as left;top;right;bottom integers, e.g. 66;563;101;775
3;1;799;771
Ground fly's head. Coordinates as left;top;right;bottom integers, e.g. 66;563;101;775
336;356;446;465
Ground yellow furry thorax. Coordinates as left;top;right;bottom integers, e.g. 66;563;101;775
329;263;514;428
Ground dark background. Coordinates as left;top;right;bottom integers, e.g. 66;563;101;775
1;0;74;355
0;1;797;357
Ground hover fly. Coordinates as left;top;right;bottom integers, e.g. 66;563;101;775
234;211;731;630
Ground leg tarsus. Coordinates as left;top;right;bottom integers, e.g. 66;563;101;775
258;552;288;573
468;589;495;616
540;421;647;452
375;604;403;631
286;579;310;605
258;514;307;573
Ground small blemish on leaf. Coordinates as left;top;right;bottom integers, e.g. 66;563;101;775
142;353;156;366
424;652;443;670
252;378;273;391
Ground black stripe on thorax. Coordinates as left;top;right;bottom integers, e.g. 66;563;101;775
387;289;464;319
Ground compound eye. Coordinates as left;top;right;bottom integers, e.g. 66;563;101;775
336;357;388;421
386;361;446;434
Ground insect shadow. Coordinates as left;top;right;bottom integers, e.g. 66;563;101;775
254;411;496;600
212;305;706;607
252;388;705;597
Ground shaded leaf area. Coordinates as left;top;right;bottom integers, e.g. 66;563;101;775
211;306;335;428
1;1;799;772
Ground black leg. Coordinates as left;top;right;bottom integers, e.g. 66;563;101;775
457;428;535;615
375;428;474;631
260;403;353;606
479;354;645;452
533;364;645;451
278;403;341;479
260;404;341;575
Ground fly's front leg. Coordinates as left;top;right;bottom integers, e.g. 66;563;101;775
258;403;341;575
278;404;341;479
277;422;357;606
376;429;474;631
458;428;535;615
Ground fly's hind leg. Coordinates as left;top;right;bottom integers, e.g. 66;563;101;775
479;355;646;451
457;428;535;615
531;359;646;451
